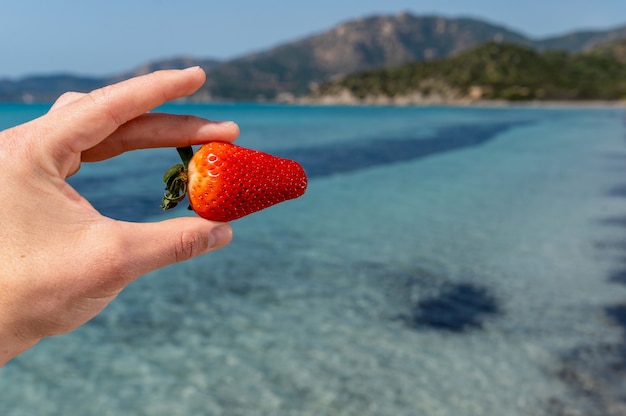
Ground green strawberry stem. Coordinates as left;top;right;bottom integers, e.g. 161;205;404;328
161;146;194;211
177;146;194;170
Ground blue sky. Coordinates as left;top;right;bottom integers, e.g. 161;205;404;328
2;0;626;78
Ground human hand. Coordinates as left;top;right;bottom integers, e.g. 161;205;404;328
0;68;239;365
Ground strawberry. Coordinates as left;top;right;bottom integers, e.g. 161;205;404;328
161;142;307;222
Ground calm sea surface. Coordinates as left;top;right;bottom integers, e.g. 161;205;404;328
3;103;626;415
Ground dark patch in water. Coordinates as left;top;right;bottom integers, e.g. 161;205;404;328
605;305;626;336
68;167;169;222
407;282;501;332
348;261;504;334
549;194;626;414
279;122;522;178
91;194;158;223
599;216;626;227
547;306;626;416
593;240;626;252
608;268;626;285
607;184;626;198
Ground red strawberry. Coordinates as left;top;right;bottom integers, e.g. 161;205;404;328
161;142;307;222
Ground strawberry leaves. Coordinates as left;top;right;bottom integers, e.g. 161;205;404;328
161;146;193;210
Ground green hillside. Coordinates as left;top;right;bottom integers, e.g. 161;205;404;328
588;38;626;64
312;42;626;101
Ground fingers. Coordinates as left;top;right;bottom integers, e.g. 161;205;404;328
39;67;207;156
81;113;240;162
109;218;232;283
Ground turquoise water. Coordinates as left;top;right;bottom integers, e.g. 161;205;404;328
3;103;626;415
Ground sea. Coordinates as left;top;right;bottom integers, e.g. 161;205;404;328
2;102;626;416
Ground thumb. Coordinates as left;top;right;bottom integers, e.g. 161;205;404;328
113;217;232;280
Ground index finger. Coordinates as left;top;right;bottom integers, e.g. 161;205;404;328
41;67;207;156
81;113;240;162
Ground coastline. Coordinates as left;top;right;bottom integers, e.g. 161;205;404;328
294;90;626;109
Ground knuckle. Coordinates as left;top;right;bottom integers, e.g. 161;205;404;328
174;230;210;262
86;86;125;126
55;91;83;105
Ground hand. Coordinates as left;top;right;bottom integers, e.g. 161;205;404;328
0;68;239;365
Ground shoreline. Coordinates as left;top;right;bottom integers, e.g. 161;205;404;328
295;99;626;109
294;95;626;109
292;87;626;108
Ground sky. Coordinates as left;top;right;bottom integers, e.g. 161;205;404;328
2;0;626;79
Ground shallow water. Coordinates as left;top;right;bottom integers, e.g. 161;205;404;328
3;103;626;415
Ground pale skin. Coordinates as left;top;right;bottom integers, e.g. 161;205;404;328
0;68;239;366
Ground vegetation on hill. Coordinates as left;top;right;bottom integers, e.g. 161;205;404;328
311;42;626;102
588;39;626;64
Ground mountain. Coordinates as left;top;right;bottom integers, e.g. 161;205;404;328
0;74;106;103
308;42;626;104
179;14;626;101
111;56;220;81
0;56;221;103
1;13;626;102
196;13;533;100
535;26;626;52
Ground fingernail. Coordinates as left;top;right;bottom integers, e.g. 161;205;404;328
183;66;201;72
209;224;233;248
198;120;238;137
